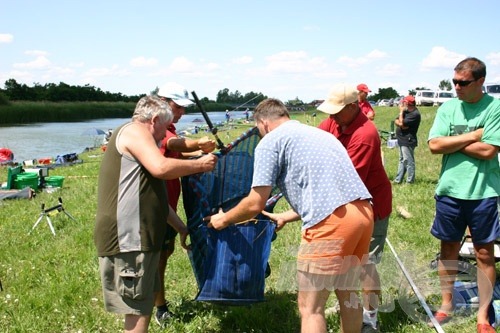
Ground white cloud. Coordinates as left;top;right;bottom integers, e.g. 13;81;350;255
486;52;500;66
420;46;465;70
205;62;220;71
0;33;13;43
13;55;51;69
84;65;130;77
129;56;158;67
169;57;195;73
366;49;388;59
69;62;85;68
232;56;253;65
375;63;402;77
337;49;388;68
51;66;76;76
265;51;327;74
25;50;48;57
313;68;347;79
3;70;32;82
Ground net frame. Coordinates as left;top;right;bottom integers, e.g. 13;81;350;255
181;126;281;304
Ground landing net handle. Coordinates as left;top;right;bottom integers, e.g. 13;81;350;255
191;91;226;152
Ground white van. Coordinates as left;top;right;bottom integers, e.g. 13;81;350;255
483;83;500;99
433;91;455;106
415;90;435;106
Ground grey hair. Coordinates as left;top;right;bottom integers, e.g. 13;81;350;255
132;95;173;124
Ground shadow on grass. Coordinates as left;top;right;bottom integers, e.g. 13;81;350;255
173;291;300;333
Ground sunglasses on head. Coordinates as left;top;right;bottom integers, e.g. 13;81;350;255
452;78;477;87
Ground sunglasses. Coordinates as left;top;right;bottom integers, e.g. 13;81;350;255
452;78;477;87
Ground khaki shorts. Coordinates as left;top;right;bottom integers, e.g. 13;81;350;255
297;200;374;276
98;251;160;315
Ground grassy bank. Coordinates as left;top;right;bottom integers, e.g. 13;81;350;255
0;106;485;332
0;101;136;125
0;100;247;126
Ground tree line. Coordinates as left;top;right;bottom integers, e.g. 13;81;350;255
0;79;272;110
1;79;142;103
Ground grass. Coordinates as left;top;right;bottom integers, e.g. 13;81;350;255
0;106;488;332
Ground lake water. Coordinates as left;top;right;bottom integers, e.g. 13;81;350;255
0;110;250;163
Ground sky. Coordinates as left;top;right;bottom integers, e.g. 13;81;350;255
1;0;499;103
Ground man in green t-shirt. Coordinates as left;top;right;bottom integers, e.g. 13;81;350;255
428;57;500;332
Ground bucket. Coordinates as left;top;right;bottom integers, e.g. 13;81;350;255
38;157;52;165
44;176;65;188
14;172;39;190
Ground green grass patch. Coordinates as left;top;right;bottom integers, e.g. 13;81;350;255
0;106;485;332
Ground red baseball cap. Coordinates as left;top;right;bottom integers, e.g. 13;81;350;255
357;83;371;93
403;95;415;104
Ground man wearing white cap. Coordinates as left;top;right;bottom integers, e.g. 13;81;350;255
318;83;392;333
154;82;216;327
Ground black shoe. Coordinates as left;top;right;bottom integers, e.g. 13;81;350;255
155;306;174;328
361;322;379;332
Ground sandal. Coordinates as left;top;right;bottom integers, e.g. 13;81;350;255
428;311;452;328
477;323;496;333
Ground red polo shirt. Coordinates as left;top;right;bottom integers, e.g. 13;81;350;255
359;100;375;119
159;124;182;211
318;112;392;220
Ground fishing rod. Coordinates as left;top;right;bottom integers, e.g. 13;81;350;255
229;93;262;112
386;238;445;333
191;91;226;152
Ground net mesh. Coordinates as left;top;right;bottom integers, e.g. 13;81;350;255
181;126;279;304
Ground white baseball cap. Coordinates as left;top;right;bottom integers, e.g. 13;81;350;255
157;82;194;107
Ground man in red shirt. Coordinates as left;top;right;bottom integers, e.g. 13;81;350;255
357;83;375;121
155;82;216;327
318;83;392;332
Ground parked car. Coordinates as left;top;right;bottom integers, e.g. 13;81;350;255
369;100;377;106
415;90;435;106
483;83;500;99
378;99;391;106
433;91;455;106
393;96;403;106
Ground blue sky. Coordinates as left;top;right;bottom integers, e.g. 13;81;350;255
1;0;499;102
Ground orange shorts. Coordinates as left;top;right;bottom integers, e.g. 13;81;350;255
297;199;374;276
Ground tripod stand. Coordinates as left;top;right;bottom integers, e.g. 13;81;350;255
30;197;76;236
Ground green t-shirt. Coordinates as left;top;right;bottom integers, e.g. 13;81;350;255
428;95;500;199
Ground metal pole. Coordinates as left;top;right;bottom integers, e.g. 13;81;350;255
386;238;445;333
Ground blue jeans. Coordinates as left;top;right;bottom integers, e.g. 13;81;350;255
394;145;415;183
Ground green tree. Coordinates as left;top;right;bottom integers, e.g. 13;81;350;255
0;91;10;105
3;79;142;102
370;87;400;101
287;97;304;105
216;88;231;103
439;79;452;91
